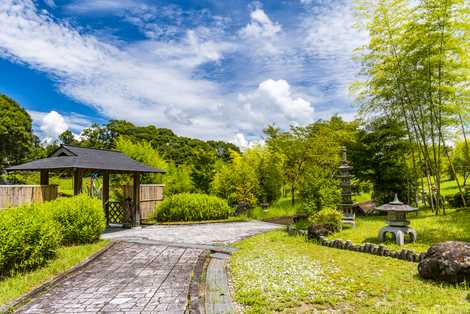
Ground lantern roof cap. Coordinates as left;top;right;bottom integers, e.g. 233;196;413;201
375;194;418;212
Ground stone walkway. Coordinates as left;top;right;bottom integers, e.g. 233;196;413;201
15;221;280;314
101;221;281;245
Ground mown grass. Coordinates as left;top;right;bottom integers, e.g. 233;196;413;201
230;231;470;314
0;240;108;306
333;207;470;252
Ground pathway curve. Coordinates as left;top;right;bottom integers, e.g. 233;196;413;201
14;221;281;314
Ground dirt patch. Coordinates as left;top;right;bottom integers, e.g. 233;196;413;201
262;216;295;225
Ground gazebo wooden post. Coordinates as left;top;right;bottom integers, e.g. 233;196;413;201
40;170;49;185
133;172;141;227
102;171;110;226
73;168;83;195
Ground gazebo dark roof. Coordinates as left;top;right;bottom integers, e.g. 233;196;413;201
6;145;165;174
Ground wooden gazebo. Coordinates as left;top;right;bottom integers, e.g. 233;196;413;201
6;145;165;227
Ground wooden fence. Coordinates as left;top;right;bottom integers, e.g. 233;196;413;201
122;184;164;222
0;185;58;209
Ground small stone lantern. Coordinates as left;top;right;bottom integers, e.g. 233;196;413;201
376;194;418;246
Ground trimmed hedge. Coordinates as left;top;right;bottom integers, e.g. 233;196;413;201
0;195;106;277
0;206;62;276
155;193;234;222
47;195;106;245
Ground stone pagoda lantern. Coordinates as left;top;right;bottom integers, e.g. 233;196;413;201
376;194;418;246
337;147;355;227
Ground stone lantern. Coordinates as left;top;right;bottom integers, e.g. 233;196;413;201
337;147;355;227
376;194;418;246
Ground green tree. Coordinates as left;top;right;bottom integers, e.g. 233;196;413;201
0;95;33;170
349;118;417;205
355;0;469;212
58;130;77;145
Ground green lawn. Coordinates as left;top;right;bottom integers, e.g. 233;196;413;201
332;208;470;252
230;231;470;313
248;197;301;220
0;240;108;306
353;192;372;202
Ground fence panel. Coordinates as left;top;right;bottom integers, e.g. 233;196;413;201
122;184;164;222
0;185;58;209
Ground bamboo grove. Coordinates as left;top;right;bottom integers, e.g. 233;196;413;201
355;0;469;213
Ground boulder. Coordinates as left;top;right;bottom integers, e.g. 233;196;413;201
418;241;470;283
308;224;334;239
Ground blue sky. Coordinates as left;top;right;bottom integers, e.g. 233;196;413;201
0;0;367;147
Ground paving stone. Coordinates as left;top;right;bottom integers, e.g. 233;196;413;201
15;222;279;313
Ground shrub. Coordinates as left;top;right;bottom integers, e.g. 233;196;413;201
0;206;62;276
46;195;106;245
309;208;343;233
156;193;234;222
446;191;470;208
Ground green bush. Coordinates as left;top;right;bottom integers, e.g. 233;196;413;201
0;206;62;276
446;191;470;208
156;193;234;222
309;208;343;233
46;195;106;245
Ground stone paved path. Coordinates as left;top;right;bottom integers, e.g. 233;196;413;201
101;221;281;244
15;221;280;313
17;242;202;313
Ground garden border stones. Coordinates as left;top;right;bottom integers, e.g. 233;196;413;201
287;224;424;263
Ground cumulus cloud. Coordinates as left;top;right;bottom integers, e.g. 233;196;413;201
239;8;282;54
258;79;313;120
231;133;265;151
40;111;68;140
236;79;314;128
29;110;91;143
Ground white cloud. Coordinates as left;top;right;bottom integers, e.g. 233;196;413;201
40;111;68;139
300;0;369;99
29;110;92;143
258;79;313;120
239;8;282;54
231;133;265;151
0;0;232;139
43;0;56;8
64;0;142;14
0;0;361;147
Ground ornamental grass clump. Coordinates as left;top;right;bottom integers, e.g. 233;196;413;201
46;195;106;245
0;206;62;276
155;193;234;222
309;208;343;233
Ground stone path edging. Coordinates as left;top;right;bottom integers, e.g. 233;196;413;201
205;253;236;314
0;241;116;314
187;250;210;313
287;225;425;263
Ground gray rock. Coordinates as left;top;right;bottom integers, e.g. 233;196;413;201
307;224;335;240
418;241;470;283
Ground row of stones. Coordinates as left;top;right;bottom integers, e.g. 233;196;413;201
287;225;424;263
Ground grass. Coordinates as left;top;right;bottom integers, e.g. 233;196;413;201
353;192;372;202
0;240;108;306
332;207;470;253
230;231;470;313
248;197;301;220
